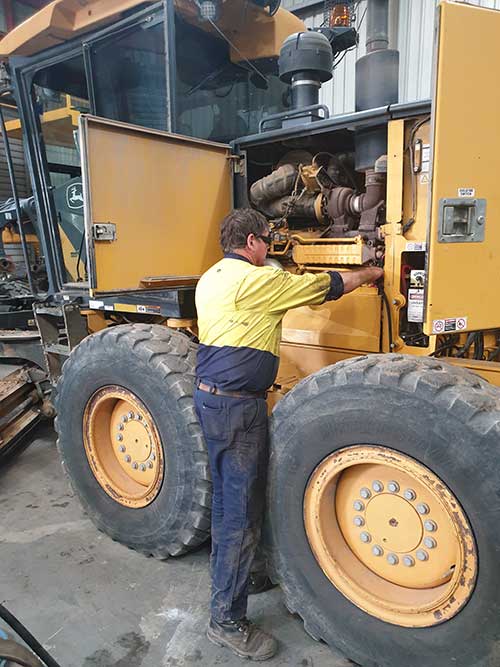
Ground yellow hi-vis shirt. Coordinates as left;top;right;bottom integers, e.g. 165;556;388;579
195;253;344;393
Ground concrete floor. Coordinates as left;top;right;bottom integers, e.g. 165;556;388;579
0;425;353;667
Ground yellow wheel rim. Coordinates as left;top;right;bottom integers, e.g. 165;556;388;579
83;386;164;508
304;446;477;627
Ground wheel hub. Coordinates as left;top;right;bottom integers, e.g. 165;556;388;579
83;386;164;508
304;445;477;627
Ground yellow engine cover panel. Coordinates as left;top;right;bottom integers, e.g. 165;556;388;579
281;286;381;353
80;116;232;293
426;2;500;333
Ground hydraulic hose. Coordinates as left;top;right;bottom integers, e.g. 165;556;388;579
0;604;61;667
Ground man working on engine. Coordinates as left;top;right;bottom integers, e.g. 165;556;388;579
194;208;383;661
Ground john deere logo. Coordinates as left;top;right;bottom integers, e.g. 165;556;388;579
66;182;84;210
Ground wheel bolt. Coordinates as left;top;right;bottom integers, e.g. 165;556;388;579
132;462;138;470
117;434;123;442
372;480;384;493
353;516;365;527
360;532;371;543
417;503;430;515
125;455;131;463
128;411;134;419
404;489;416;501
121;415;128;423
372;545;383;557
403;555;415;567
360;487;371;500
137;414;142;420
424;537;436;549
387;553;399;566
118;423;124;431
119;445;126;453
148;461;154;469
388;481;400;493
151;453;156;461
140;464;146;472
416;549;429;561
353;500;364;512
424;520;437;532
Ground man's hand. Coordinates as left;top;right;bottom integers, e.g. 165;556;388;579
340;266;384;295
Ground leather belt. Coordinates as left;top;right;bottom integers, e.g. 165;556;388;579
197;381;267;400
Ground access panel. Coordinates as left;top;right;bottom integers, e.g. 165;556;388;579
426;1;500;334
80;115;233;293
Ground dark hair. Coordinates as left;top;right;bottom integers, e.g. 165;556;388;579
220;208;268;252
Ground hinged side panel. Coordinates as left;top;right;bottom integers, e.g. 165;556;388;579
80;115;233;293
426;2;500;333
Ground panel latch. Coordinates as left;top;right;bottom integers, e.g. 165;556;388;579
438;198;486;243
92;223;117;242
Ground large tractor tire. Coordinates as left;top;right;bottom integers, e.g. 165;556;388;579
267;354;500;667
55;324;210;557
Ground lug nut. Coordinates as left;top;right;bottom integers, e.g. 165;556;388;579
416;549;429;561
121;415;128;423
119;445;126;453
118;423;124;431
403;555;415;567
353;516;365;527
128;411;134;419
140;464;147;472
388;481;400;493
424;537;437;549
353;500;364;512
424;520;437;532
360;532;371;543
125;455;131;463
404;489;416;501
117;434;123;442
151;453;156;461
372;545;383;557
372;480;384;493
137;414;142;420
387;553;399;566
148;461;154;469
360;487;371;500
417;503;430;515
132;462;138;470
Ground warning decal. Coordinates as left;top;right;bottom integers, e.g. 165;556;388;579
432;317;468;334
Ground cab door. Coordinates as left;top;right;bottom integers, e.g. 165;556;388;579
425;1;500;334
80;115;234;293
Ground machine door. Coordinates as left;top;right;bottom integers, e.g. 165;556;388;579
80;115;233;293
425;1;500;334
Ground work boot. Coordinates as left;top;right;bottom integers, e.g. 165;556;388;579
207;618;278;661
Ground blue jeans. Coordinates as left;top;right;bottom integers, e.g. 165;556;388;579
194;388;269;623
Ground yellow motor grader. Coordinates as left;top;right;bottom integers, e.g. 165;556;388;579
0;1;499;665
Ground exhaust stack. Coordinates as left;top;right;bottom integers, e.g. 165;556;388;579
355;0;399;170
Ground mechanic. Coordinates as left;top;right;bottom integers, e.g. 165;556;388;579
194;208;383;661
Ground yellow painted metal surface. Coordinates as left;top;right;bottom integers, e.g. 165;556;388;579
426;1;500;333
80;116;231;293
292;236;372;266
0;0;158;57
84;385;164;508
382;117;434;355
281;286;381;354
0;0;303;61
304;446;477;627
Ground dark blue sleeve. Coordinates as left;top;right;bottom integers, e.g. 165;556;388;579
325;271;344;301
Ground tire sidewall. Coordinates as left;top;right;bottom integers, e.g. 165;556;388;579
269;383;500;667
57;332;197;548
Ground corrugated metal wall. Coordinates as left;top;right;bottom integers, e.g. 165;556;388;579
284;0;500;116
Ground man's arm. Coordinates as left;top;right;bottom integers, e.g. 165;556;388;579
339;266;384;295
